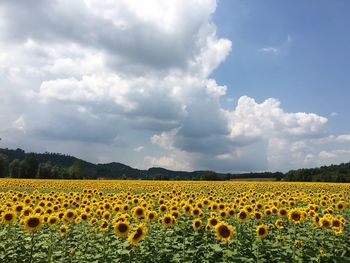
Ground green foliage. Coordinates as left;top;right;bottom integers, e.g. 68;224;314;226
0;154;8;178
201;171;221;181
285;162;350;182
9;159;21;178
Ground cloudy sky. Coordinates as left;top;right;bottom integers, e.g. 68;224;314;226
1;0;350;172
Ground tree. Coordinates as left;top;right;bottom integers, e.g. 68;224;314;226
22;153;39;178
200;171;221;181
0;153;9;177
69;159;84;179
9;159;21;178
36;162;53;179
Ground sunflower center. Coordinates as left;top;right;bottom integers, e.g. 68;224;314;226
118;224;128;233
219;225;230;238
258;228;266;236
67;212;74;218
292;213;300;221
136;209;143;215
210;218;218;226
5;214;13;221
239;212;247;219
164;217;171;224
195;221;201;227
28;217;40;228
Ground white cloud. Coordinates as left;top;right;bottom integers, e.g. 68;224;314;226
133;146;144;152
0;1;349;173
258;35;292;55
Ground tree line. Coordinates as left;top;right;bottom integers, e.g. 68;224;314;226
0;147;349;181
0;153;84;179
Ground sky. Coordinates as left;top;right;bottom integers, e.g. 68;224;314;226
0;0;350;173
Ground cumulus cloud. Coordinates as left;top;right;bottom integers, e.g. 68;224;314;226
0;1;348;172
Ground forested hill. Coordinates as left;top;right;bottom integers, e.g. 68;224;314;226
0;147;349;181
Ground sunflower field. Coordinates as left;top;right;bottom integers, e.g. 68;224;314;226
0;179;349;262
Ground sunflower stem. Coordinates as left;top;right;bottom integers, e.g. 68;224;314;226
29;232;35;263
48;229;54;263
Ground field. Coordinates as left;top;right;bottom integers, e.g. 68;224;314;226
0;179;349;262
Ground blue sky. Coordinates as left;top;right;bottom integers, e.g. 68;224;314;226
213;0;350;133
0;0;349;172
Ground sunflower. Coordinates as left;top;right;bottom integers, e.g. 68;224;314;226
237;209;249;222
60;224;69;237
162;214;176;228
14;203;24;214
288;209;303;224
159;205;167;214
114;221;131;238
128;224;147;245
295;240;302;249
215;222;235;242
47;215;59;227
23;214;44;232
99;220;109;232
319;216;331;229
275;219;283;229
1;210;16;224
132;206;145;220
336;201;345;210
275;235;285;245
192;218;202;231
207;217;219;229
253;212;263;221
320;248;327;257
21;206;33;217
64;209;76;222
102;211;111;221
146;211;158;222
278;208;288;217
256;224;268;239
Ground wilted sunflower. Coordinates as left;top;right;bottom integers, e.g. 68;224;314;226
215;222;235;242
1;210;16;224
192;218;202;231
23;214;44;232
128;224;147;245
114;221;130;238
256;224;269;239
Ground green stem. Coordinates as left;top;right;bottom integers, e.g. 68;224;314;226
29;232;35;263
48;230;54;263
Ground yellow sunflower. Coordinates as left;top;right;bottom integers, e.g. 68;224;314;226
288;209;303;224
256;224;269;239
192;218;202;231
128;224;147;245
114;221;131;238
1;210;16;224
23;214;44;232
215;222;235;242
237;209;249;222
